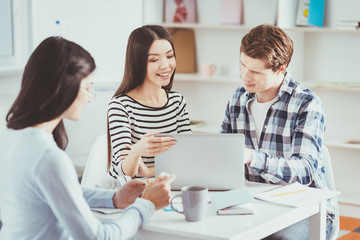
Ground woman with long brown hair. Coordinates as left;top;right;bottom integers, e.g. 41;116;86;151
107;25;191;183
0;36;174;239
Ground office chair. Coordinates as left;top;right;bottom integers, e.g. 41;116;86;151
81;134;108;188
322;145;339;240
81;134;129;189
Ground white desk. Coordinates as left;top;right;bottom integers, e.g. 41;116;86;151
97;183;328;240
133;199;326;240
135;183;327;240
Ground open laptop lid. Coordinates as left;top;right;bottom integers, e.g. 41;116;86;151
155;133;245;190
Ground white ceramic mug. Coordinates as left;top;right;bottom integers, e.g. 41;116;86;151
170;186;208;222
200;63;217;77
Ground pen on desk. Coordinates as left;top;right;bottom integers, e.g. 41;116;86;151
272;189;306;197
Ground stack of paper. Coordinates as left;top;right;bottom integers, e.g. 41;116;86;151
336;20;360;30
254;182;340;207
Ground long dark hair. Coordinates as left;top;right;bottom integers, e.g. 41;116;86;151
107;25;176;170
6;36;96;150
114;25;175;96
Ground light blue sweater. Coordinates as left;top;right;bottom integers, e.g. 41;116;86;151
0;127;154;239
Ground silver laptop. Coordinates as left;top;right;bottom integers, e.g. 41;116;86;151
155;133;245;190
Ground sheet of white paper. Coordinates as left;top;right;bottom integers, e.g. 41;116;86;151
254;182;340;207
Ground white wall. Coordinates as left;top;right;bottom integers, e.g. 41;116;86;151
0;1;144;173
31;0;143;82
0;0;13;57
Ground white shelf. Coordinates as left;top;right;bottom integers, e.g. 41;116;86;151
163;23;360;34
163;23;251;31
312;83;360;92
303;81;360;92
175;73;241;84
284;27;360;34
174;74;360;92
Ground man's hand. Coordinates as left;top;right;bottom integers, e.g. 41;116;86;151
112;179;146;209
141;174;175;210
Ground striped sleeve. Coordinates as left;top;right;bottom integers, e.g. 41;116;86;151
175;93;191;134
107;98;131;180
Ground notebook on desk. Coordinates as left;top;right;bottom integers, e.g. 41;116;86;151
155;133;245;190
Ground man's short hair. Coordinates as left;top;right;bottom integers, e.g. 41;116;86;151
240;24;294;72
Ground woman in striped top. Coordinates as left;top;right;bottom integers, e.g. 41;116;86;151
107;25;191;182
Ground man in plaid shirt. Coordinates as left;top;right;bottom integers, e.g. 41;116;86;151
221;24;336;240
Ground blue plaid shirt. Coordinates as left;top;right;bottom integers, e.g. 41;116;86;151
221;73;335;220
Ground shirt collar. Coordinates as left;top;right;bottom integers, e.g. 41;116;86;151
278;72;296;97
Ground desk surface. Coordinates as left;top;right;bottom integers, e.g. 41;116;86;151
97;182;327;240
137;200;320;240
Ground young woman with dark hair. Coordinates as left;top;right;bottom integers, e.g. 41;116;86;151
107;25;191;182
0;36;174;239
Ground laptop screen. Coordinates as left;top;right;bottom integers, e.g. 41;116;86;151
155;133;245;190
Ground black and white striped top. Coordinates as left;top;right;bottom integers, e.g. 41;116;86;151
108;90;191;179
